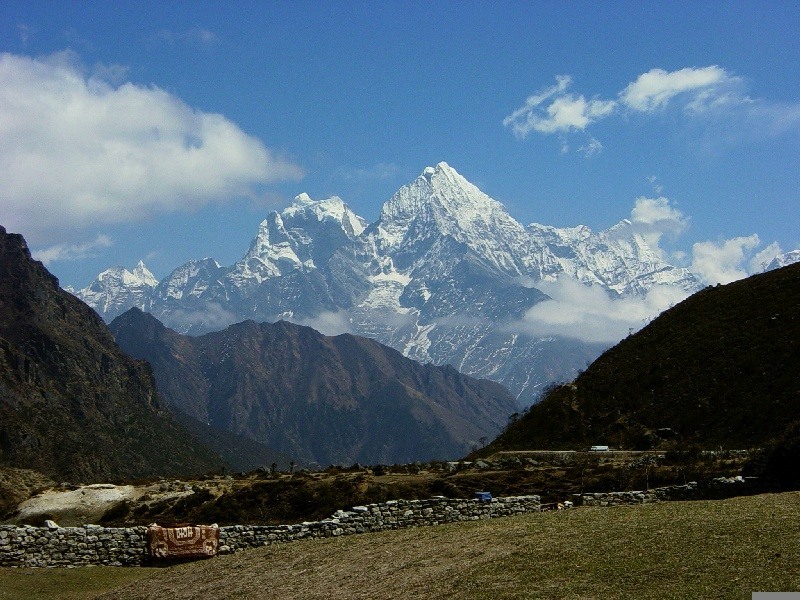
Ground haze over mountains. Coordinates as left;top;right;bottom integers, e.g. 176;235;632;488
75;162;759;406
0;223;522;476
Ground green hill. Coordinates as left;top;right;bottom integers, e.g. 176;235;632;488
481;262;800;454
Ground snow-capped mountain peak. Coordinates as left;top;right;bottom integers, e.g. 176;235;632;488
131;260;158;287
74;262;158;319
766;249;800;271
75;161;711;405
373;163;538;277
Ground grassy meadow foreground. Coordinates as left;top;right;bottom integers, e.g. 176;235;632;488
2;492;798;599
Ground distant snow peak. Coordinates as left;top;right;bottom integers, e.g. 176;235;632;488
77;160;705;406
131;260;158;287
284;194;366;237
766;249;800;271
294;192;314;205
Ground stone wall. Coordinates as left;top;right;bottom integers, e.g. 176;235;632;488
0;495;541;568
576;477;758;507
576;482;699;506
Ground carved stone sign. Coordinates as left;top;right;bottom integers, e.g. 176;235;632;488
147;523;219;559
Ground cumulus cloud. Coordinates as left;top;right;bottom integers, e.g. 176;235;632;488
0;51;303;246
33;233;113;265
605;196;688;261
629;196;688;249
619;66;734;112
504;65;793;149
690;235;761;285
503;75;615;138
514;276;689;344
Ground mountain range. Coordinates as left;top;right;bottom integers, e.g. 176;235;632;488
480;262;800;454
72;162;798;405
109;307;518;466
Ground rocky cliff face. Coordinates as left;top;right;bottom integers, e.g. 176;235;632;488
110;308;519;465
0;226;222;482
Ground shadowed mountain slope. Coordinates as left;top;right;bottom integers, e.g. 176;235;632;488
0;226;223;482
110;308;518;466
481;262;800;453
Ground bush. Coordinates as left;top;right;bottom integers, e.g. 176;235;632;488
744;420;800;491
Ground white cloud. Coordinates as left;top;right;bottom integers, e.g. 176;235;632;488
33;233;113;265
690;235;761;285
630;196;687;235
505;65;796;149
168;302;241;332
514;276;689;344
0;51;303;246
292;311;353;336
609;196;688;259
503;75;615;138
578;137;603;158
749;241;783;273
619;66;734;112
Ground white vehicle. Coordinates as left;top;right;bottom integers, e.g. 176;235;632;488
589;445;610;452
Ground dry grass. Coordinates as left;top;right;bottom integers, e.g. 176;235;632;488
0;566;158;600
3;492;800;599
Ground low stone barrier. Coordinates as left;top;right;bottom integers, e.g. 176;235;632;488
576;482;699;506
0;495;541;568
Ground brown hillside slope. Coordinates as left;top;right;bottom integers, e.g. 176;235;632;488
0;226;222;482
482;262;800;453
110;308;518;465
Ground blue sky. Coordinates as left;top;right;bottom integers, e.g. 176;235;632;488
0;1;798;289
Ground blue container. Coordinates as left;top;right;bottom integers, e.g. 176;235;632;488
474;491;492;502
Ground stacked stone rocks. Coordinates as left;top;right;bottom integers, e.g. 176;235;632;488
0;495;541;568
0;524;148;567
576;483;698;507
218;495;540;553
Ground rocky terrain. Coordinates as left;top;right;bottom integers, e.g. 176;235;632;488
110;307;518;466
0;226;223;482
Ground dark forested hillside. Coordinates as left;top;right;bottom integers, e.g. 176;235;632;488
481;263;800;454
0;226;222;482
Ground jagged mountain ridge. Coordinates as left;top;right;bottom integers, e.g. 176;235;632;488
109;307;518;465
75;162;703;405
0;226;224;482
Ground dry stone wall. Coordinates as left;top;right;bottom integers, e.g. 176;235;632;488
576;482;699;506
0;495;540;568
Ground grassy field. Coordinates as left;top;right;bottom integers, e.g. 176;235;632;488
2;492;799;599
